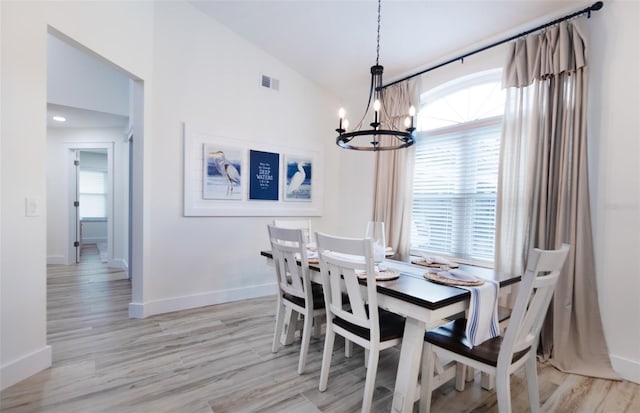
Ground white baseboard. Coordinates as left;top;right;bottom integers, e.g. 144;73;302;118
0;345;52;391
128;282;277;319
611;354;640;384
108;258;127;270
47;255;67;265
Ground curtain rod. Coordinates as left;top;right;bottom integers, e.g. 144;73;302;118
382;1;603;89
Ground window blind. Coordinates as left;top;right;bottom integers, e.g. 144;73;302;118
79;170;107;218
411;119;501;263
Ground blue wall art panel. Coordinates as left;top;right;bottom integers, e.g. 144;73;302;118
249;150;279;200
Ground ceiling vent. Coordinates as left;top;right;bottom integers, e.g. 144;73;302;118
261;74;279;91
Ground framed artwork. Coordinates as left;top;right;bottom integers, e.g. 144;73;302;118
183;123;322;216
203;144;244;200
284;155;312;201
249;150;279;200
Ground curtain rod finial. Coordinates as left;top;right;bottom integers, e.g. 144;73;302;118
591;1;603;11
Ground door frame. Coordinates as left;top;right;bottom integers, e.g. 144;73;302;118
66;143;114;265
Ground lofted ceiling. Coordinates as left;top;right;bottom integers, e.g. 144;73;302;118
189;0;587;99
46;1;591;127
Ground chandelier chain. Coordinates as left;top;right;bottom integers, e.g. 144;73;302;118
334;0;415;151
376;0;381;65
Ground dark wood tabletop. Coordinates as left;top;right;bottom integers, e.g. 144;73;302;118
260;251;520;311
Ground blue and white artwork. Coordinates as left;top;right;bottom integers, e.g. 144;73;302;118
284;155;312;201
203;144;243;200
249;150;279;201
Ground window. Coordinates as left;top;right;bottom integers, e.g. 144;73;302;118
411;70;504;264
79;169;107;219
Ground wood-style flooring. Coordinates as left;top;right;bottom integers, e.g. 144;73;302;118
1;245;638;412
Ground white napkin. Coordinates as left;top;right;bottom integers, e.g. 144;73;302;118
457;280;500;348
421;254;455;266
295;250;318;260
437;269;480;283
354;265;386;276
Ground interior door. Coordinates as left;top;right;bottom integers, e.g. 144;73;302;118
73;150;81;263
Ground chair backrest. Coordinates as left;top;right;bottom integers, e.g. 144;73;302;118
315;232;381;342
273;219;312;245
498;244;570;367
268;225;312;303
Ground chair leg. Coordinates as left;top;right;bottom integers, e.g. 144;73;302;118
481;372;495;390
319;328;335;392
345;338;352;358
298;311;314;374
283;308;297;345
466;367;475;382
272;300;286;353
420;343;436;413
525;354;540;413
312;315;323;337
361;346;380;413
455;362;467;391
495;369;512;413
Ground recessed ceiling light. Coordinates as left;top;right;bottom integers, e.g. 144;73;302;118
52;116;66;122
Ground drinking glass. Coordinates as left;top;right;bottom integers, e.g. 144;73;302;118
366;221;386;264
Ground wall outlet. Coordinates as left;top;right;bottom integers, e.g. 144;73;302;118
25;197;40;217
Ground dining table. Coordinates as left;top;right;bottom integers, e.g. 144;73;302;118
260;250;520;413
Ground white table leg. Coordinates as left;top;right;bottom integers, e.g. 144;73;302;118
391;317;426;413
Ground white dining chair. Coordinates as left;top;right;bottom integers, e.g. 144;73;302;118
268;225;325;374
316;232;406;413
419;244;570;413
273;219;312;245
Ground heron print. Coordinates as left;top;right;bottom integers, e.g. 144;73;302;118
203;145;243;200
285;156;312;201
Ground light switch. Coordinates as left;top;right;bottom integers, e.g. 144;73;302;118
25;197;40;217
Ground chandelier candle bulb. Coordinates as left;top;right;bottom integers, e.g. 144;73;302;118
373;99;381;125
408;106;416;129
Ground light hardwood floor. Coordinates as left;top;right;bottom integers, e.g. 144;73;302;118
1;245;638;412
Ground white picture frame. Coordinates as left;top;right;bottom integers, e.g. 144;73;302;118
183;123;323;216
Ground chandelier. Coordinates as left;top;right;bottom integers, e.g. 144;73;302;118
335;0;416;151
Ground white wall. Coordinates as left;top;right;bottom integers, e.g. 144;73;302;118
1;0;339;389
137;1;339;315
1;0;155;390
48;34;130;116
588;0;640;384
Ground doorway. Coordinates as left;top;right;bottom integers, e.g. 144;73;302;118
46;28;144;309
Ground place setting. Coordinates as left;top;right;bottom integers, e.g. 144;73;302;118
423;266;484;287
411;253;459;269
355;264;400;281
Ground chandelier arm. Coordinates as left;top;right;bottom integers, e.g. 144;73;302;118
353;70;376;131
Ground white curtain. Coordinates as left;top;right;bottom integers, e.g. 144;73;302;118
372;78;419;260
496;17;618;379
